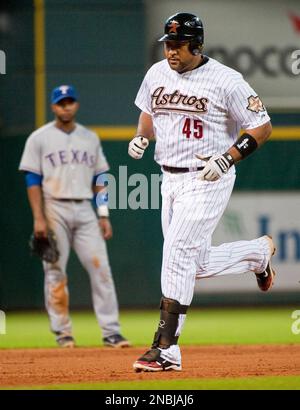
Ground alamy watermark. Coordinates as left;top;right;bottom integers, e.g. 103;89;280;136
0;50;6;74
291;310;300;335
0;310;6;334
291;50;300;75
95;166;163;210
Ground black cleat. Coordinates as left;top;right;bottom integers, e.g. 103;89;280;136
133;348;181;372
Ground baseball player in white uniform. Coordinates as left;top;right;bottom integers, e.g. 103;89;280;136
129;13;276;372
19;85;130;348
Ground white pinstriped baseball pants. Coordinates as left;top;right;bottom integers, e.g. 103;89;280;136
158;169;271;365
160;169;271;306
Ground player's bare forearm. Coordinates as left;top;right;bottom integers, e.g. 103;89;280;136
128;112;152;159
227;121;272;163
247;121;272;146
136;112;154;140
27;186;45;220
99;217;113;240
27;186;48;237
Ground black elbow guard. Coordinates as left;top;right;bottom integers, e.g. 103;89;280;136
233;133;258;158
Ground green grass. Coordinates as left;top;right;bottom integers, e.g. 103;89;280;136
0;307;299;348
2;376;300;390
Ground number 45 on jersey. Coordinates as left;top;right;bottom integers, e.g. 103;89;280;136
182;119;203;139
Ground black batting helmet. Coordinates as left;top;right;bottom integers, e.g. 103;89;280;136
158;12;204;55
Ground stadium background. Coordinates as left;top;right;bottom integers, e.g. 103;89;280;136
0;0;299;311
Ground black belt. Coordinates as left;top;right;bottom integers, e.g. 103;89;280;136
59;198;84;202
162;165;204;173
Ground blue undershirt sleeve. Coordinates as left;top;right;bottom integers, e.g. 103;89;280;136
25;171;43;187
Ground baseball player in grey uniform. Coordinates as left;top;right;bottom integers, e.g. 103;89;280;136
19;85;130;348
128;13;276;372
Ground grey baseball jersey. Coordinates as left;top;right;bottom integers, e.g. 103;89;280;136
19;122;121;339
19;121;109;199
134;57;272;366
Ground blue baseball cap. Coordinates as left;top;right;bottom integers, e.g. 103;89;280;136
51;85;78;104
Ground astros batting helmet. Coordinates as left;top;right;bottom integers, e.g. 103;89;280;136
158;12;204;56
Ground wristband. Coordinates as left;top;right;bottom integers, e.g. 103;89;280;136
233;133;258;158
97;205;109;218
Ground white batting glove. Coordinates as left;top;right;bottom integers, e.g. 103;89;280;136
196;153;234;182
128;136;149;160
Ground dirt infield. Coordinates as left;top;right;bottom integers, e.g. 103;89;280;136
1;345;300;387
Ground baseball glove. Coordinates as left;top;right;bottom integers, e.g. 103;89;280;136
29;230;60;264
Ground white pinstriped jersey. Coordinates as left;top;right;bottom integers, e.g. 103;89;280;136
135;57;270;168
19;122;109;199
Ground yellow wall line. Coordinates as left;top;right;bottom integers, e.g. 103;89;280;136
90;126;300;141
34;0;46;128
90;126;137;141
270;127;300;140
